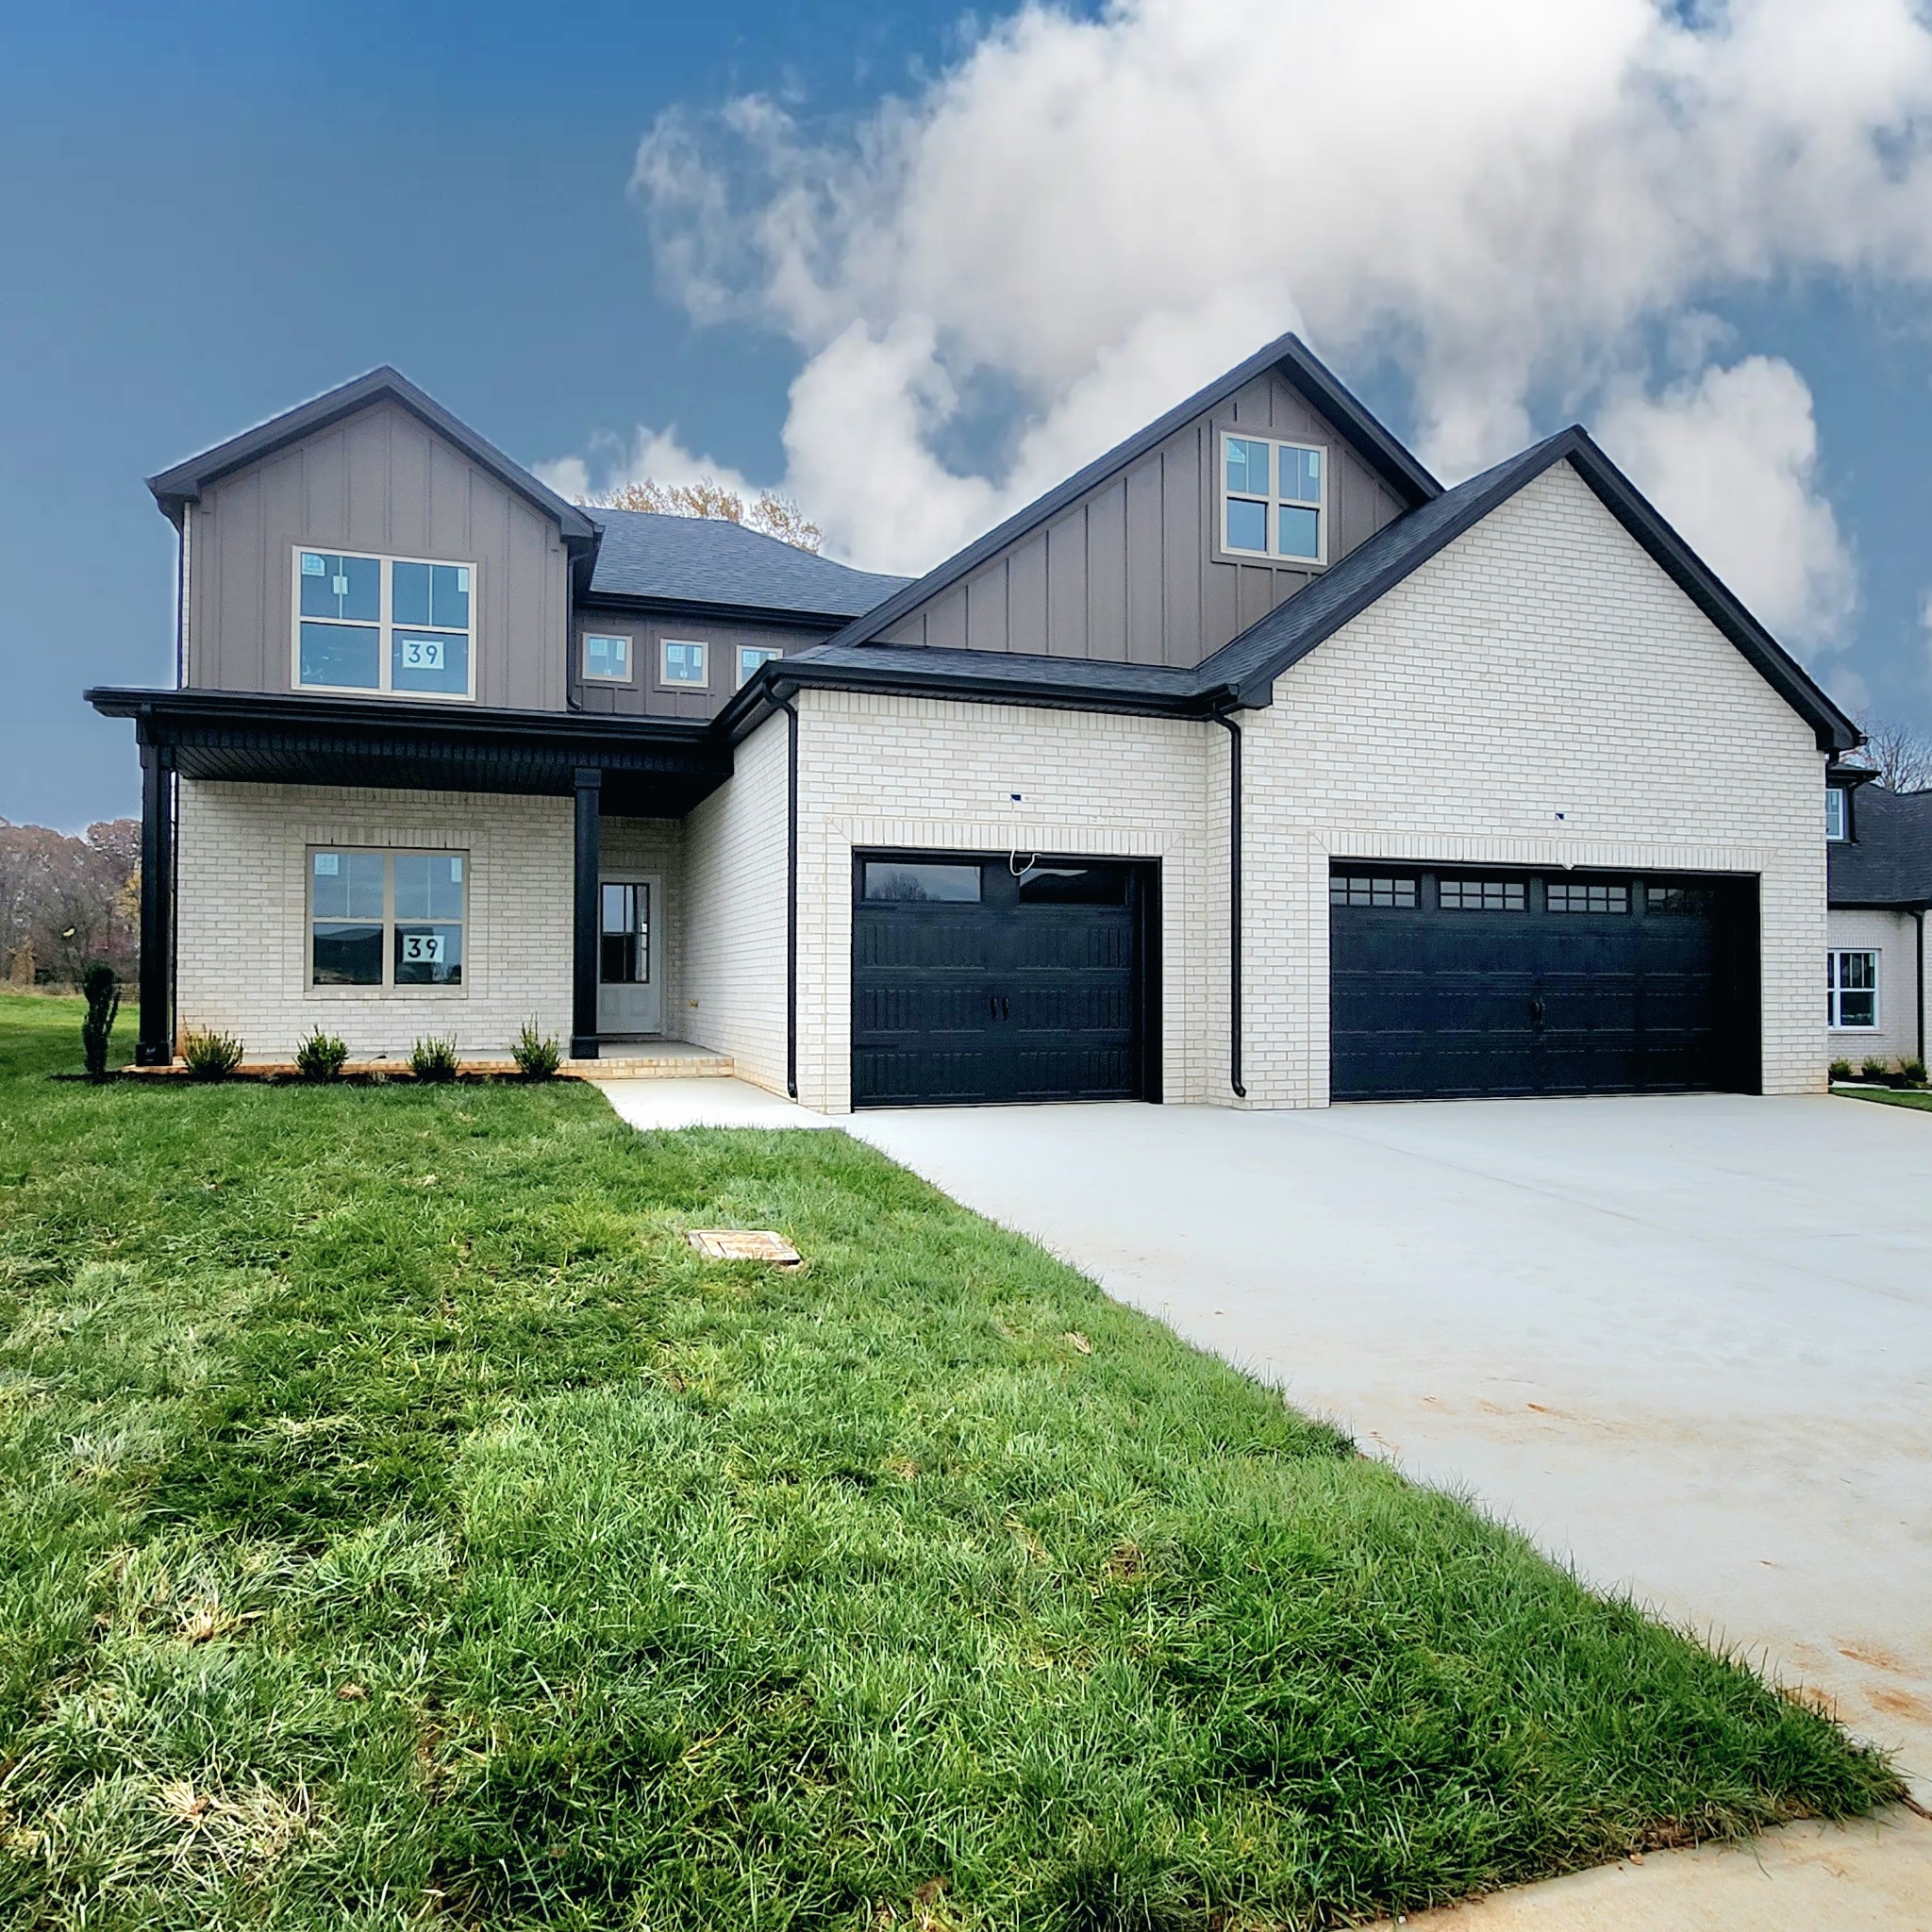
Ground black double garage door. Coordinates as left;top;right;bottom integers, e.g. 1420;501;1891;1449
851;851;1758;1108
851;852;1161;1107
1330;864;1759;1100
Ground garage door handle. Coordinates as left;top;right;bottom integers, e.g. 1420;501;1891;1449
1528;996;1546;1025
989;993;1011;1022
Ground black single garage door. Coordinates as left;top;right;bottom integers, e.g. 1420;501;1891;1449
1330;865;1759;1100
852;853;1160;1107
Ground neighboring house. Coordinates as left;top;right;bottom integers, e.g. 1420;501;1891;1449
1825;769;1930;1067
89;333;1858;1110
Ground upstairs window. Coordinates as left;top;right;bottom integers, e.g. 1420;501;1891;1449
661;640;708;686
1825;787;1849;841
583;633;632;682
295;550;474;699
737;645;783;688
1220;432;1325;565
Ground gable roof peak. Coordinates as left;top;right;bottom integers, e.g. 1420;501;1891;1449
814;328;1441;656
145;364;597;544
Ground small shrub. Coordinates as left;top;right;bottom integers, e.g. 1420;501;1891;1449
512;1020;561;1080
79;963;121;1078
411;1034;459;1083
181;1027;243;1080
1859;1056;1890;1083
295;1028;349;1081
1897;1057;1927;1088
1828;1058;1854;1083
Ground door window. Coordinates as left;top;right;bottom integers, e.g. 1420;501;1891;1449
600;883;650;984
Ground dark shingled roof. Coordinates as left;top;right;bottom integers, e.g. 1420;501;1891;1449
1831;784;1932;907
790;641;1202;705
587;508;909;618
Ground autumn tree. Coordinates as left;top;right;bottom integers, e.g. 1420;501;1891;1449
1854;716;1932;793
0;817;141;986
583;478;823;554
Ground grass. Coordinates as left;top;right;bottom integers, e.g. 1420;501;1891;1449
1831;1083;1932;1112
0;992;1899;1931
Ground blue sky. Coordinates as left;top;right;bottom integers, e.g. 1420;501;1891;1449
5;0;1932;830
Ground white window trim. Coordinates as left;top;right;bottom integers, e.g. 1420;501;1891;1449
1825;787;1848;841
291;546;477;702
582;631;636;685
735;644;783;690
660;638;709;687
1827;948;1880;1030
1216;428;1329;568
307;845;470;999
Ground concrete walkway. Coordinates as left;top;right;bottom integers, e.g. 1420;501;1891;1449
844;1093;1932;1801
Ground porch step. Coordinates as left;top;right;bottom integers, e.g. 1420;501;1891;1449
569;1045;734;1080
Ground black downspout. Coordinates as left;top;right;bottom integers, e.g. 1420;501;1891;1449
769;689;800;1099
1212;710;1246;1099
135;733;175;1066
571;767;602;1060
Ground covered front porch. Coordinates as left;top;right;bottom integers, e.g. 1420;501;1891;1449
86;687;741;1067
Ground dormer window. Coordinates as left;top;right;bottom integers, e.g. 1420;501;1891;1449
1825;786;1849;841
295;549;474;699
1220;432;1325;565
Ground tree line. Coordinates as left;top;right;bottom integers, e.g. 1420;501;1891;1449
0;818;140;989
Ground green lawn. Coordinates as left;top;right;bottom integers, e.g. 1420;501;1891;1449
0;994;1898;1930
1832;1084;1932;1112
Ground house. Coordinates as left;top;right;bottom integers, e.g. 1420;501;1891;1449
1824;768;1930;1067
88;332;1860;1109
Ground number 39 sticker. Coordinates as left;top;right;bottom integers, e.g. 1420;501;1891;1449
401;934;445;964
401;639;445;671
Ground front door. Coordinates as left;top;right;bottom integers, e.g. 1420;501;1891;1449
597;876;661;1036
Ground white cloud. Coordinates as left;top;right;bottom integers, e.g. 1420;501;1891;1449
1595;357;1857;658
535;425;761;505
597;0;1932;646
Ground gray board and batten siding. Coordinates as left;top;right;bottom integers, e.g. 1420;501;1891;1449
570;612;832;722
182;400;572;712
874;369;1407;670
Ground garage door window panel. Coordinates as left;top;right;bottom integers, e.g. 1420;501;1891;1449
1440;878;1526;911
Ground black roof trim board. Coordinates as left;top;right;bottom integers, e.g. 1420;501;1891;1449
146;366;599;545
815;330;1441;657
575;593;859;634
1198;426;1860;753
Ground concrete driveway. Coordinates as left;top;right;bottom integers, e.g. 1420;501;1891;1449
844;1092;1932;1797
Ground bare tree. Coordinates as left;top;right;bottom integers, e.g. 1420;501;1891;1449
583;477;824;554
0;816;140;986
1854;716;1932;793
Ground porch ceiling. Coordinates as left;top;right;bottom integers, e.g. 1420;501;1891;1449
85;687;728;817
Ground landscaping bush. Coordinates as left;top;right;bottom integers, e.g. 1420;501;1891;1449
1829;1058;1854;1083
295;1027;349;1081
1898;1057;1927;1088
179;1026;243;1080
1859;1056;1890;1082
512;1018;561;1080
78;962;120;1078
411;1033;460;1082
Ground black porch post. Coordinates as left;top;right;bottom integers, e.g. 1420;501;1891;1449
571;766;602;1059
135;736;175;1065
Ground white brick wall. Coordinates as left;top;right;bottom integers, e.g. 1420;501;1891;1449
789;696;1224;1112
785;459;1829;1110
1238;461;1829;1103
175;780;574;1060
682;713;790;1092
1826;907;1923;1068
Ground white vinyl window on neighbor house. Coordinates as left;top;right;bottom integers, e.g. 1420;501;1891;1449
1825;787;1849;841
310;849;467;990
1827;949;1878;1028
294;549;475;699
661;640;708;686
1220;432;1326;565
